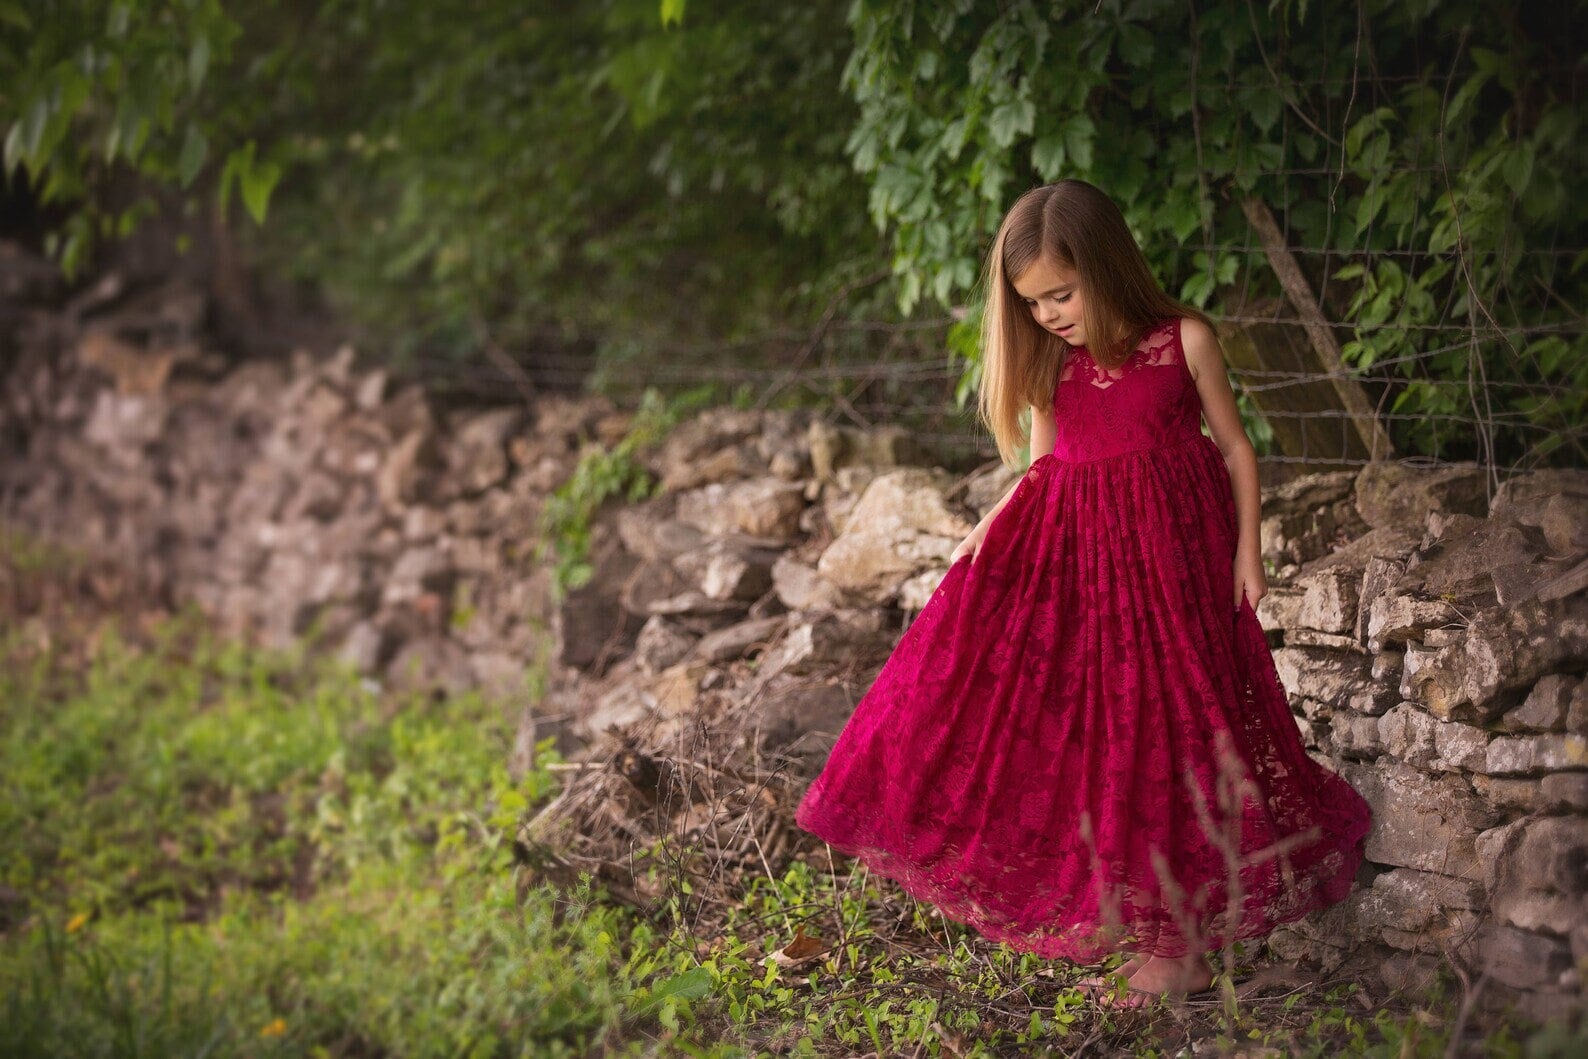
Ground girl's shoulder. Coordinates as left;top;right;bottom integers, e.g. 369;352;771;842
1173;315;1225;382
1174;314;1218;346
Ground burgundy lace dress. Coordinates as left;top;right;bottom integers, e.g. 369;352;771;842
793;315;1373;961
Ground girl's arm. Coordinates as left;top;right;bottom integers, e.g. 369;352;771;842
951;403;1057;563
1180;317;1268;609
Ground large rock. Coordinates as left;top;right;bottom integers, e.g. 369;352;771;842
741;673;867;778
1293;525;1420;643
620;558;750;620
770;553;850;612
653;407;765;492
444;407;525;496
1498;673;1580;733
83;389;170;452
749;612;897;685
634;615;699;675
675;477;807;540
377;429;443;512
1271;645;1397;716
557;523;646;673
815;468;974;604
615;508;707;564
1473;920;1576;992
1359;867;1486;934
1398;597;1588;723
692;615;788;665
1340;759;1498;879
385;634;475;695
671;537;781;602
1489;468;1588;556
1353;461;1489;530
1482;732;1588;775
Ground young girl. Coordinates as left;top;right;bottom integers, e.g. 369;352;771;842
793;179;1374;1009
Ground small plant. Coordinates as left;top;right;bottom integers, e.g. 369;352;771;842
534;384;717;600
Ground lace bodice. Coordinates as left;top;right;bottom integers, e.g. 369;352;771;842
1048;316;1207;464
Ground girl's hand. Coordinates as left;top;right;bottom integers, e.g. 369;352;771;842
1234;549;1268;612
950;528;986;566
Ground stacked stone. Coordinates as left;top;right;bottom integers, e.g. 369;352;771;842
1;318;607;702
1256;463;1587;1025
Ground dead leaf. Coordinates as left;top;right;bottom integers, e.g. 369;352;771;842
770;924;829;966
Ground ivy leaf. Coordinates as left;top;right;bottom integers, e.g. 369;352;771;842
1248;87;1281;134
1164;193;1201;242
1443;72;1489;131
646;965;714;1008
940;115;970;161
222;140;283;225
1062;113;1094;170
988;97;1034;149
2;122;22;180
0;1;32;31
1468;45;1515;93
1031;132;1065;180
1354;184;1386;238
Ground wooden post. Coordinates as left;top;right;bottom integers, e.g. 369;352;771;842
1230;197;1396;480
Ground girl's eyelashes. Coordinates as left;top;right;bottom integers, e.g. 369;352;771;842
1022;295;1072;305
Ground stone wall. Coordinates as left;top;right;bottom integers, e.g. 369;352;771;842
2;277;1583;1027
1253;464;1588;1025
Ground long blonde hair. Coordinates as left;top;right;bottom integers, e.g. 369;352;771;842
976;179;1215;467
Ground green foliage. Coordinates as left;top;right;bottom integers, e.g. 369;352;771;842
843;0;1588;465
535;383;717;600
3;0;889;380
0;0;281;278
0;599;664;1056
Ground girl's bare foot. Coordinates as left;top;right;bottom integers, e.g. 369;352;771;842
1075;951;1149;995
1097;952;1214;1009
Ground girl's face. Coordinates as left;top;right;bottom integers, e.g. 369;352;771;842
1011;256;1086;346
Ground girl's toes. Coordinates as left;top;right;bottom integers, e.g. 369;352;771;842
1097;986;1152;1009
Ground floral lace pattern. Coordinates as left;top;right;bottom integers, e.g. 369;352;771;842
793;315;1374;961
1059;320;1180;389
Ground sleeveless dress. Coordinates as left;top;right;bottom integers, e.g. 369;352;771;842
793;315;1374;961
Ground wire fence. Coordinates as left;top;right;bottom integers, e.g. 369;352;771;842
396;282;1582;485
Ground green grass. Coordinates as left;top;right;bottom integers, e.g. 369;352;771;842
0;551;1581;1056
0;602;705;1057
